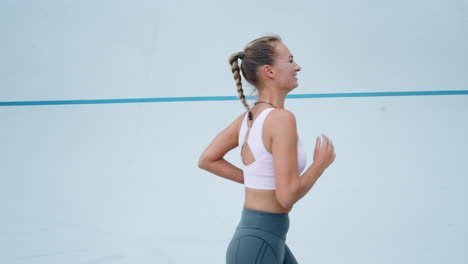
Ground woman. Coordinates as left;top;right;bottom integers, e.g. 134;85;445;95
198;35;336;264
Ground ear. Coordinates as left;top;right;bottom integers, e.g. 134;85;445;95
260;65;275;80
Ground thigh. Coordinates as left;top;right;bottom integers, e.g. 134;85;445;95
283;244;298;264
226;235;280;264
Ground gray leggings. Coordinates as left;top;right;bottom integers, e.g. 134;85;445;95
226;208;298;264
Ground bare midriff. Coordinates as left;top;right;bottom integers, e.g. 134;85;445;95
244;187;291;214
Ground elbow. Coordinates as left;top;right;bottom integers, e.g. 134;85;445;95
198;155;208;170
276;182;301;210
277;196;294;211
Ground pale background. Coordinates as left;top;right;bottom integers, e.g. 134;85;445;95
1;0;467;263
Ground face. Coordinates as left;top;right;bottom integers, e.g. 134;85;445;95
271;42;302;90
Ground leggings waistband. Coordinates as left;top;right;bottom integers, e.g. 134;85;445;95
237;207;290;240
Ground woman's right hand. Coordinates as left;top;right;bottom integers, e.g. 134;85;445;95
312;134;336;173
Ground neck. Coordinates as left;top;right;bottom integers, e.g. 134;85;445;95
256;89;287;109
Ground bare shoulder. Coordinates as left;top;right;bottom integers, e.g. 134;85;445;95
266;108;297;128
263;108;298;147
235;110;248;125
229;111;248;134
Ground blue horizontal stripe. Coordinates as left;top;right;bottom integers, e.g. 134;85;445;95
1;90;467;107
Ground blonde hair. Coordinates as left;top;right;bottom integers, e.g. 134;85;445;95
228;35;281;122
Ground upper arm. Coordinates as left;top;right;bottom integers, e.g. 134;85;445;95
269;109;301;194
198;112;246;166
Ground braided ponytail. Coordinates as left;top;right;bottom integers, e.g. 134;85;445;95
229;53;252;122
228;35;281;123
229;35;281;145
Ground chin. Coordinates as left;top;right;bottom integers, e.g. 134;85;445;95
283;82;299;92
286;86;298;94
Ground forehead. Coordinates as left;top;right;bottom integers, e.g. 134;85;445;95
275;42;292;58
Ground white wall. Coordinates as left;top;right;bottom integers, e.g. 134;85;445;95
1;0;467;263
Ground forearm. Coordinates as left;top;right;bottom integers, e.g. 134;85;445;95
276;163;325;210
296;163;325;201
199;158;244;184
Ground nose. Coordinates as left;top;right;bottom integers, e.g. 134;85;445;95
295;63;301;72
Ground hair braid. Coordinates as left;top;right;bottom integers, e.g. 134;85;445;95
229;53;252;121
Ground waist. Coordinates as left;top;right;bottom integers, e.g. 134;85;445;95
244;187;291;213
238;207;290;240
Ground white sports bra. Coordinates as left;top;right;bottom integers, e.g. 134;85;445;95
238;108;307;190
